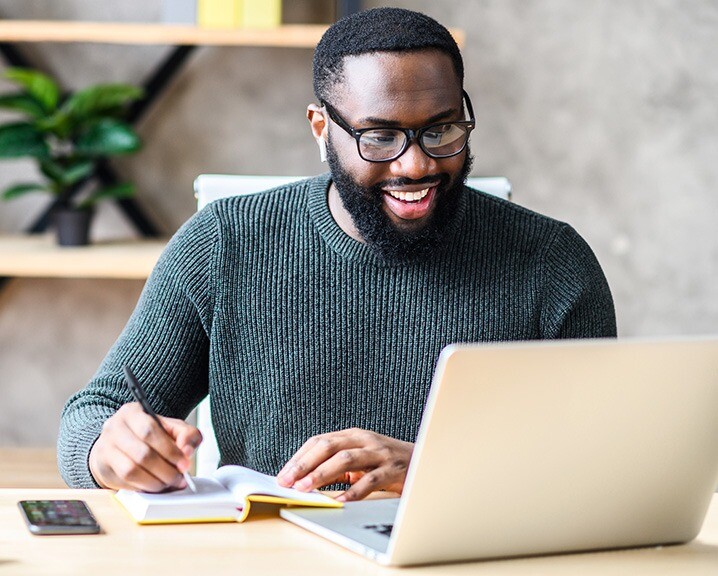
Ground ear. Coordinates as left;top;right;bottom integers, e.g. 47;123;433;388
307;103;328;141
307;104;328;162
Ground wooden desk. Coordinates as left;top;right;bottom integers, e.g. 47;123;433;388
2;449;717;574
1;487;716;574
0;488;716;575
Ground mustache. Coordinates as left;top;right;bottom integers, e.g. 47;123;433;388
374;173;451;189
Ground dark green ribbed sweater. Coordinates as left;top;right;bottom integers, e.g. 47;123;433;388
59;173;616;488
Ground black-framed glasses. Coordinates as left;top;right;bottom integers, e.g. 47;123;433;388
321;90;476;163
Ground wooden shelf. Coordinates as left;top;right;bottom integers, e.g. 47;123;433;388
0;20;465;48
0;20;330;47
0;235;166;280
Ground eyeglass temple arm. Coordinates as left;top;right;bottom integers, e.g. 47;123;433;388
462;90;475;122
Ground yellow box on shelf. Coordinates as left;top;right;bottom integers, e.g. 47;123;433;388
243;0;282;29
198;0;242;29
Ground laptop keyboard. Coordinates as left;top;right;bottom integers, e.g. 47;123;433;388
362;523;394;537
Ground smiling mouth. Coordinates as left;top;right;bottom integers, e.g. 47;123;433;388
385;187;431;203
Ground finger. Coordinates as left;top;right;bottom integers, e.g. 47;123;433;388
161;416;203;459
90;408;187;491
277;431;358;486
104;450;173;492
114;406;190;484
113;418;187;488
292;448;376;492
336;468;389;502
124;409;192;473
277;436;322;480
98;445;172;493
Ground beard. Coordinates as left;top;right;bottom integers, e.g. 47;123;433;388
326;139;474;263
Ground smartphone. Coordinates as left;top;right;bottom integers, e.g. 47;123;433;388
18;500;101;535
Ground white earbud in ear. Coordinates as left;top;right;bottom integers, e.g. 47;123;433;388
318;138;327;163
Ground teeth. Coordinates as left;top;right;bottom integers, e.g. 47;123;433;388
387;187;430;202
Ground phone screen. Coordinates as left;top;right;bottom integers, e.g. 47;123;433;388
18;500;101;535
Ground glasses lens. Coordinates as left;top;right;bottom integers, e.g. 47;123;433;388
358;129;407;161
421;124;470;157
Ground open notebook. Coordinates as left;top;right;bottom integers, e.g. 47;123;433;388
115;465;341;524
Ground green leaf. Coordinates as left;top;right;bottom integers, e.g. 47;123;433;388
1;183;49;200
74;119;141;156
39;158;66;183
35;109;73;137
0;122;49;158
3;67;60;114
64;84;144;121
62;159;96;185
0;93;47;119
39;158;95;187
77;182;135;209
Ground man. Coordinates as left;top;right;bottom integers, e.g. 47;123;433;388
59;8;616;501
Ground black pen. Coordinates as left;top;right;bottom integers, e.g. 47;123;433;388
122;365;197;493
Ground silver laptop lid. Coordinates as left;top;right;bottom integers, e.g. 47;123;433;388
387;337;718;565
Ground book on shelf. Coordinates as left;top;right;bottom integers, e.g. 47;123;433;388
114;464;342;524
243;0;282;28
197;0;242;29
162;0;197;24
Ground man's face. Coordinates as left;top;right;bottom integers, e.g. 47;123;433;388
320;50;472;261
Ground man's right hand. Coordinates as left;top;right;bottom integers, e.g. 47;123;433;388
89;402;202;492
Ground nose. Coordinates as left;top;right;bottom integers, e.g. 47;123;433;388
389;140;438;180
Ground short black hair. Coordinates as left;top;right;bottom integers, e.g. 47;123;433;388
313;7;463;103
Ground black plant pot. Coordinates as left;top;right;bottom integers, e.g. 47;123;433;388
53;207;94;246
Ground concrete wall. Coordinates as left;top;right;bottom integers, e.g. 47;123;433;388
1;1;716;447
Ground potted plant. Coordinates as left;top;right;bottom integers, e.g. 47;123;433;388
0;67;144;245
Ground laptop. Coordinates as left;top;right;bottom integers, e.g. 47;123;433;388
280;337;718;566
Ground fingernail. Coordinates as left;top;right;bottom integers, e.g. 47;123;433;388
182;445;194;458
336;494;347;502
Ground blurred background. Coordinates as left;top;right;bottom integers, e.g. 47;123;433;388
1;0;716;447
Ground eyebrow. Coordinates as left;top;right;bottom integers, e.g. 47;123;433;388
357;106;460;128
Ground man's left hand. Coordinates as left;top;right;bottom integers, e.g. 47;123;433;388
276;428;414;502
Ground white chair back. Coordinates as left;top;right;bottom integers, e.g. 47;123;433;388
191;173;513;476
194;174;512;210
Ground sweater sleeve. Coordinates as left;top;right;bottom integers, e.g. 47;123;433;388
57;207;219;488
540;224;617;339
